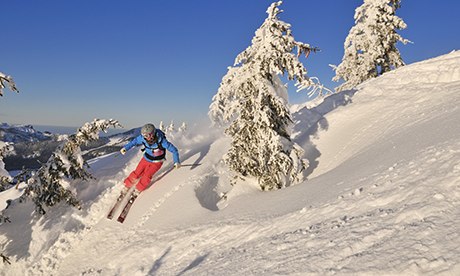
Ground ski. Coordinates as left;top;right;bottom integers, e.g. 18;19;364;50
107;188;129;220
117;191;139;223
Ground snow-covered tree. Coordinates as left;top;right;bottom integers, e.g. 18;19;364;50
0;71;19;96
209;1;320;190
0;142;12;262
178;122;187;133
332;0;410;92
159;121;166;132
21;119;121;214
0;70;19;189
0;142;13;192
0;72;18;263
167;121;175;134
0;69;19;185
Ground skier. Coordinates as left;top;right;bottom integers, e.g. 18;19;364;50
119;123;180;196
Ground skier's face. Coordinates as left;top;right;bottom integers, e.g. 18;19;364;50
143;132;155;143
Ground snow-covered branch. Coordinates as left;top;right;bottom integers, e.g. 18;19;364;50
0;71;19;97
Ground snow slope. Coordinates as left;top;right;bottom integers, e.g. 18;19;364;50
1;51;459;275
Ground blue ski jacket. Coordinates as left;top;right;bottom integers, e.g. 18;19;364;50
123;129;180;164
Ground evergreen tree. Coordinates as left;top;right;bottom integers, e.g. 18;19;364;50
178;122;187;133
332;0;410;92
0;142;13;192
0;71;19;96
159;121;166;132
21;119;121;214
209;1;319;190
0;74;18;262
0;73;16;192
167;120;175;134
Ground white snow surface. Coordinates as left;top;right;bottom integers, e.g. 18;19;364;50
1;51;460;275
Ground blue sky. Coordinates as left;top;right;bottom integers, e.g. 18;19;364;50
1;0;458;130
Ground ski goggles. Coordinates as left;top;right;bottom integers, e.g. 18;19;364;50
143;132;155;140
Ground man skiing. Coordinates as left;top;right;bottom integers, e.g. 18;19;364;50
120;123;180;195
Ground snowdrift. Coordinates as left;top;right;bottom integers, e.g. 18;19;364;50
1;51;459;275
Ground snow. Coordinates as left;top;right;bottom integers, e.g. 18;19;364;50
1;51;460;275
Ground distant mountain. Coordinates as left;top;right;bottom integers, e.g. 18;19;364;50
0;123;52;143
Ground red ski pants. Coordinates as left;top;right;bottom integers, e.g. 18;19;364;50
124;158;163;192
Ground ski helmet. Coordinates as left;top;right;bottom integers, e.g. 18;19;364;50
141;123;156;136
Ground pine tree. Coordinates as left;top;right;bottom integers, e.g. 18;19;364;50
167;120;175;134
21;119;121;214
0;69;19;191
0;150;8;259
0;142;13;192
0;75;19;262
209;1;319;190
178;122;187;133
0;71;19;96
159;121;166;132
332;0;410;92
